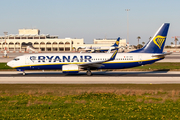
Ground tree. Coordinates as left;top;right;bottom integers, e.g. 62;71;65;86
137;36;141;48
137;44;143;49
142;42;145;46
171;42;174;46
165;45;171;48
149;37;152;40
174;38;178;48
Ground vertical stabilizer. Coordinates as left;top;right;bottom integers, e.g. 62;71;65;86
130;23;170;53
112;37;120;47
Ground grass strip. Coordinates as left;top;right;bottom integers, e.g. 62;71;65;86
0;63;13;70
0;92;179;119
128;62;180;71
1;84;180;94
0;84;180;119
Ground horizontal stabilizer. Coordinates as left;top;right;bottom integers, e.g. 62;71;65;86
152;52;172;57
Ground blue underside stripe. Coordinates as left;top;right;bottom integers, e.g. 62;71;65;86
63;71;79;73
15;58;163;70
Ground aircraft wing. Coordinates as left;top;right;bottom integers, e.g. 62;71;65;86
79;60;106;68
79;48;118;69
152;52;172;57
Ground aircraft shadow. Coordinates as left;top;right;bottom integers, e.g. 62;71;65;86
24;69;171;77
0;69;174;77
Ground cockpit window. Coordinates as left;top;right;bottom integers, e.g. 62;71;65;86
13;58;20;61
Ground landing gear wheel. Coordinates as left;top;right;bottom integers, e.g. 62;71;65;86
86;70;92;76
23;71;26;76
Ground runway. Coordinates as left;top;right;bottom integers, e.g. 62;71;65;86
0;71;180;84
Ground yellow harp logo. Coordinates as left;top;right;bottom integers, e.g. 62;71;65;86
115;41;119;45
153;35;166;49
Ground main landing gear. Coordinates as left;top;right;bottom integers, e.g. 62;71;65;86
86;70;92;76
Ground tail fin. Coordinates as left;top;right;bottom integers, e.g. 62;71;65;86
112;37;120;47
130;23;170;53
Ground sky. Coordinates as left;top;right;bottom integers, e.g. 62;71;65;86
0;0;180;45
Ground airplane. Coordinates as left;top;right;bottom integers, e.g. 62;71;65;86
84;37;120;53
26;46;35;51
7;23;170;76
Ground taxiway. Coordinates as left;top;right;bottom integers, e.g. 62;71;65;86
0;71;179;84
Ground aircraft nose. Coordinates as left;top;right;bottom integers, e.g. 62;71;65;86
7;61;13;67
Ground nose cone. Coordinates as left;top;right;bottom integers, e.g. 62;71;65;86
7;61;13;68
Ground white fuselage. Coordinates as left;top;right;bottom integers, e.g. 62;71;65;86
7;52;162;70
85;46;117;52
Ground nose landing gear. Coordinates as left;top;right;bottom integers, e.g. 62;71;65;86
23;71;26;76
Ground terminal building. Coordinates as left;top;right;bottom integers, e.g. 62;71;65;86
0;29;84;52
0;29;126;52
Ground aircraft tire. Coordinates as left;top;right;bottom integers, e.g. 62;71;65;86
86;70;92;76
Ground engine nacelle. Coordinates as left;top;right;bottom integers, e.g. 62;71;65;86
62;64;79;74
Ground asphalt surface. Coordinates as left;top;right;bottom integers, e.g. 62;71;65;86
0;52;179;84
0;71;180;84
0;71;180;77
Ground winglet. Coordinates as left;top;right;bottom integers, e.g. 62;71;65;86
108;48;118;61
107;37;120;53
112;37;120;47
79;48;119;69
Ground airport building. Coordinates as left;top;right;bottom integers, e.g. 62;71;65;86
0;29;126;52
94;38;126;46
76;38;127;51
0;29;84;52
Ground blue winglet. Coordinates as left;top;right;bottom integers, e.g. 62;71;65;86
109;48;118;61
112;37;120;47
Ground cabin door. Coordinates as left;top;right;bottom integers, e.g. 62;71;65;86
25;56;30;64
138;55;142;64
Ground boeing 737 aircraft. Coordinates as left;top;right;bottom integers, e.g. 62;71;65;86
84;37;120;53
7;23;170;76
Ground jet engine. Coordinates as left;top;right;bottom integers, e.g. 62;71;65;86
62;64;79;73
